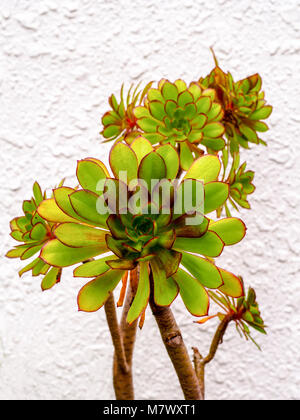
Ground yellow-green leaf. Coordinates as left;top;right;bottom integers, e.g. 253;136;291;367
130;137;153;164
41;267;60;291
156;144;179;179
181;253;222;288
127;262;150;324
78;269;125;312
110;142;138;183
204;182;229;214
173;231;224;257
38;199;78;223
209;218;246;245
77;159;108;194
184;155;221;183
172;268;209;316
150;258;178;306
41;239;106;267
74;255;116;277
218;268;244;298
54;223;108;248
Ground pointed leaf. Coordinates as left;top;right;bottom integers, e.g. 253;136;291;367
74;255;116;277
174;214;209;238
181;253;222;288
239;124;258;143
41;267;61;291
33;182;43;206
106;259;135;270
137;117;159;132
54;223;108;248
77;159;108;194
172;268;209;316
196;96;211;114
138;151;166;191
150;258;178;306
204;182;229;214
134;106;151;119
41;239;106;267
161;81;178;101
110;142;138;182
130;137;153;164
209;218;246;245
38;199;78;223
202;122;225;138
147;88;164;103
6;244;30;258
30;223;47;241
179;141;193;170
78;269;125;312
173;231;224;257
31;257;49;277
218;268;244;297
127;262;150;324
250;106;272;120
184;155;221;183
70;190;108;228
21;244;43;260
149;100;166;120
156;144;179;179
18;257;40;276
53;187;84;221
155;248;181;278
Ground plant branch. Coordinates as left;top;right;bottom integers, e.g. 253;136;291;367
104;292;128;373
192;347;205;400
192;314;233;399
149;277;202;400
112;271;138;400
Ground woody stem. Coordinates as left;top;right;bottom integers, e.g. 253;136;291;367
112;272;138;400
104;292;128;373
149;274;202;400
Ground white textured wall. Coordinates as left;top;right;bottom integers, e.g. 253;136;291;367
1;0;299;400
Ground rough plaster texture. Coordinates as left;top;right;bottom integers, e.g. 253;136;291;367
0;0;300;400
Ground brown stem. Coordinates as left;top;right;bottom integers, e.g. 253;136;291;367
192;314;233;399
192;347;205;400
104;293;128;373
112;276;138;400
149;281;202;400
202;315;232;365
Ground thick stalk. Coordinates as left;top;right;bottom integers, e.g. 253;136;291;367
112;279;138;400
193;348;205;400
149;284;202;400
104;293;128;373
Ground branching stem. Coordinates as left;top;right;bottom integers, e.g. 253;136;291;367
104;292;128;373
193;314;233;399
149;275;202;400
112;273;138;400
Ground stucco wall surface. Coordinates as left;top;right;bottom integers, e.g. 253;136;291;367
0;0;299;400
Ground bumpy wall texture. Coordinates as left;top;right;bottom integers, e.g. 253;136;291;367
1;0;299;400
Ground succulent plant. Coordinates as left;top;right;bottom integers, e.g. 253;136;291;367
133;79;225;170
6;182;62;290
32;138;246;323
228;161;255;213
199;53;272;155
7;57;273;399
218;151;255;216
198;281;266;349
101;82;153;144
